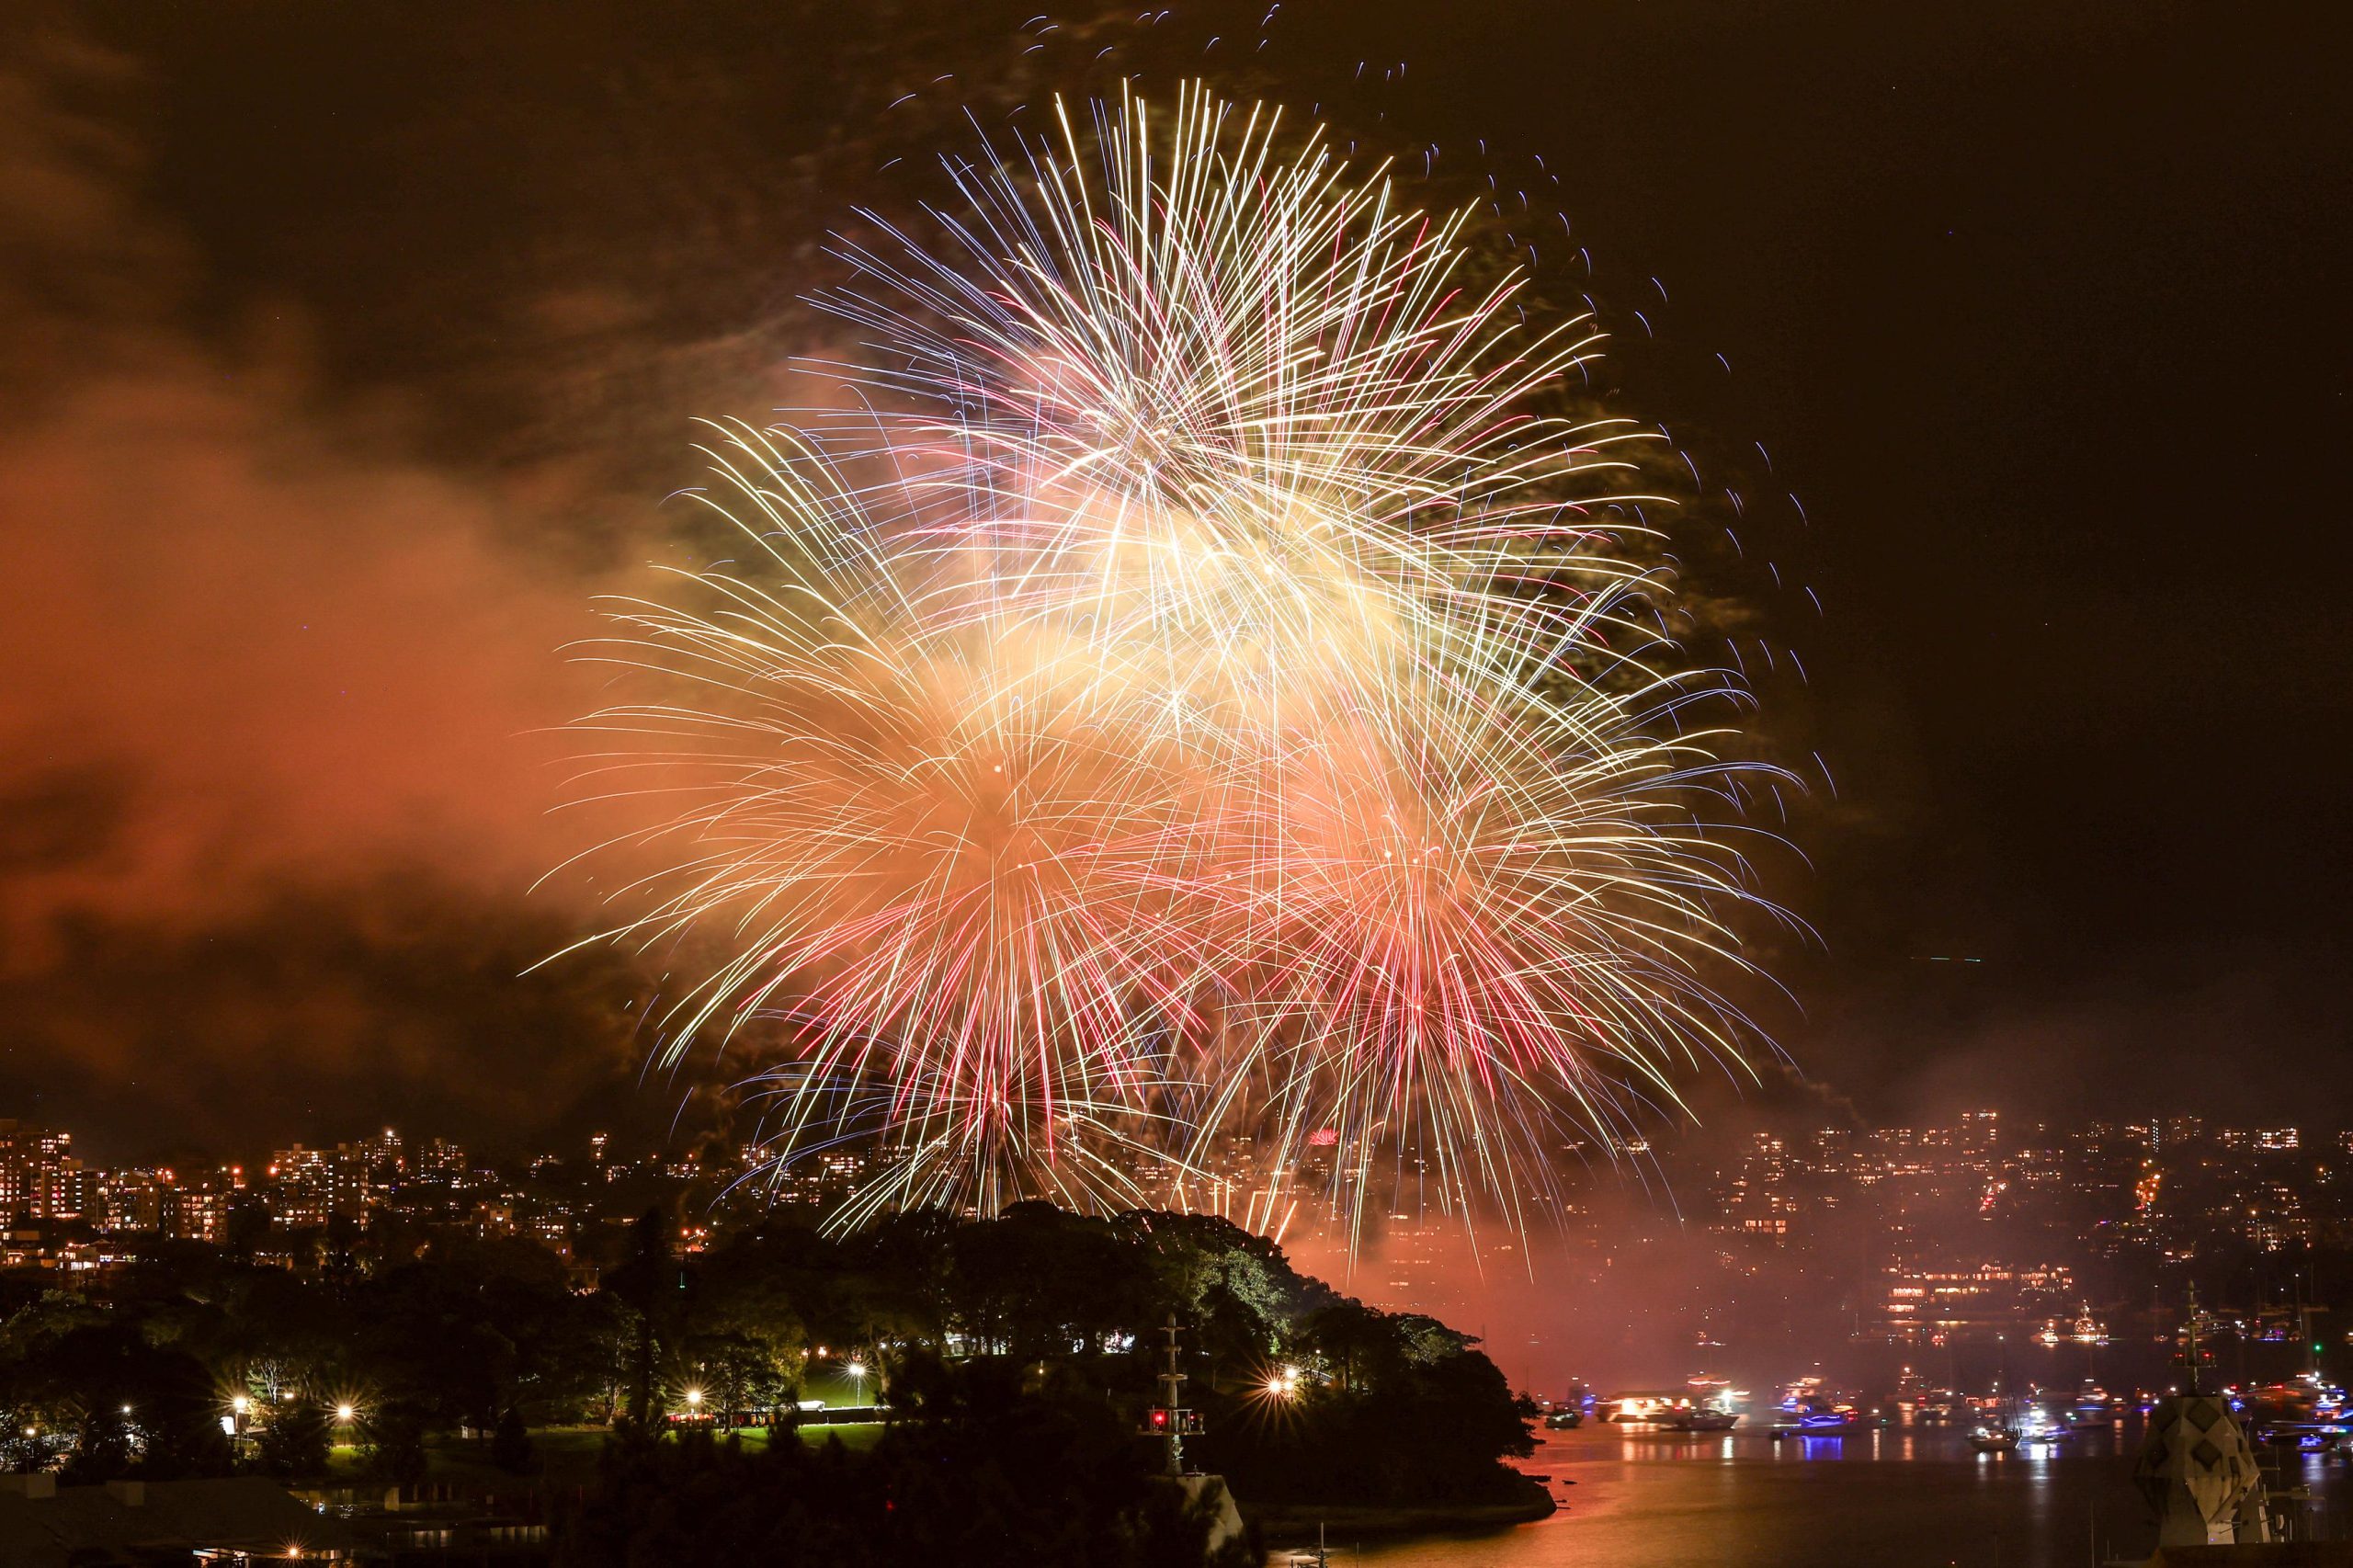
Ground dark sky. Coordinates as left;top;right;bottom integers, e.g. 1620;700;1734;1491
4;0;2346;1162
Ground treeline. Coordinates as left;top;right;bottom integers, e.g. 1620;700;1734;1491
2;1204;1537;1543
563;1372;1249;1568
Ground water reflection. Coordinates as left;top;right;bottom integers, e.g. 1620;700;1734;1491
1260;1417;2353;1568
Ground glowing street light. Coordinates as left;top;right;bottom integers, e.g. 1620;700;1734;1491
335;1403;356;1424
233;1395;252;1415
1266;1367;1301;1400
847;1359;868;1403
684;1388;704;1412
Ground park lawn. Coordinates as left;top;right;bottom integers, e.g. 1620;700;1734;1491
644;1422;887;1456
774;1421;885;1453
424;1426;614;1485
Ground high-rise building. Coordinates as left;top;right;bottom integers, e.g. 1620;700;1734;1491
1957;1109;2002;1155
267;1143;371;1228
2157;1115;2207;1149
96;1167;174;1233
415;1137;469;1176
0;1120;80;1221
358;1127;406;1180
173;1165;247;1243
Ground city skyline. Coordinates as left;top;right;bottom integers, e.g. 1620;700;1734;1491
14;1103;2352;1383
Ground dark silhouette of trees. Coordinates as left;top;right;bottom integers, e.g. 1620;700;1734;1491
558;1369;1250;1568
601;1208;676;1424
359;1398;431;1485
222;1190;271;1264
0;1201;1537;1528
1194;1303;1538;1506
492;1404;538;1474
256;1402;331;1477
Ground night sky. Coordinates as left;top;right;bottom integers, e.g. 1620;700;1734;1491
4;0;2345;1161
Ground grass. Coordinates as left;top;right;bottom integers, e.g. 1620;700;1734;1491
770;1421;886;1453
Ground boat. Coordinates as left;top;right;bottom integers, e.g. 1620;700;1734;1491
1784;1401;1857;1434
1771;1378;1859;1435
1543;1406;1584;1430
2066;1383;2119;1431
1895;1367;1962;1424
1685;1409;1739;1432
1598;1392;1697;1426
1971;1426;2020;1453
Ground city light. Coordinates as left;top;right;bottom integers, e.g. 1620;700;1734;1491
335;1403;355;1423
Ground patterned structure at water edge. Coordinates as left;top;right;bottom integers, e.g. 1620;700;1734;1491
2133;1393;2271;1548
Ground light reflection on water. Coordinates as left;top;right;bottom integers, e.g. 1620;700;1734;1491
1262;1421;2353;1568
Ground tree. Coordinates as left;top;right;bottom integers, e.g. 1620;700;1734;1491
256;1403;332;1478
492;1405;538;1475
599;1209;676;1424
222;1191;271;1266
556;1371;1251;1568
360;1399;430;1487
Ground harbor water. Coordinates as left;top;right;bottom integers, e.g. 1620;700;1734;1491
1266;1419;2353;1568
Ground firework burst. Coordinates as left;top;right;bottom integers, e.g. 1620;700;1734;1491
558;87;1790;1238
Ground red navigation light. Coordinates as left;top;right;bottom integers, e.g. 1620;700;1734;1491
1149;1409;1168;1429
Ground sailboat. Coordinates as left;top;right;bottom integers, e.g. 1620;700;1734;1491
1972;1353;2025;1453
1970;1420;2020;1453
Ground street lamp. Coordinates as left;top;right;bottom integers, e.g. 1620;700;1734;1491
847;1360;868;1405
685;1388;704;1414
335;1403;356;1424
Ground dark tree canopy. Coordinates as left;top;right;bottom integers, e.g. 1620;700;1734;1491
0;1204;1538;1546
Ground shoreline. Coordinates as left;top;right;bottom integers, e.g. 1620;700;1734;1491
1239;1474;1557;1540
